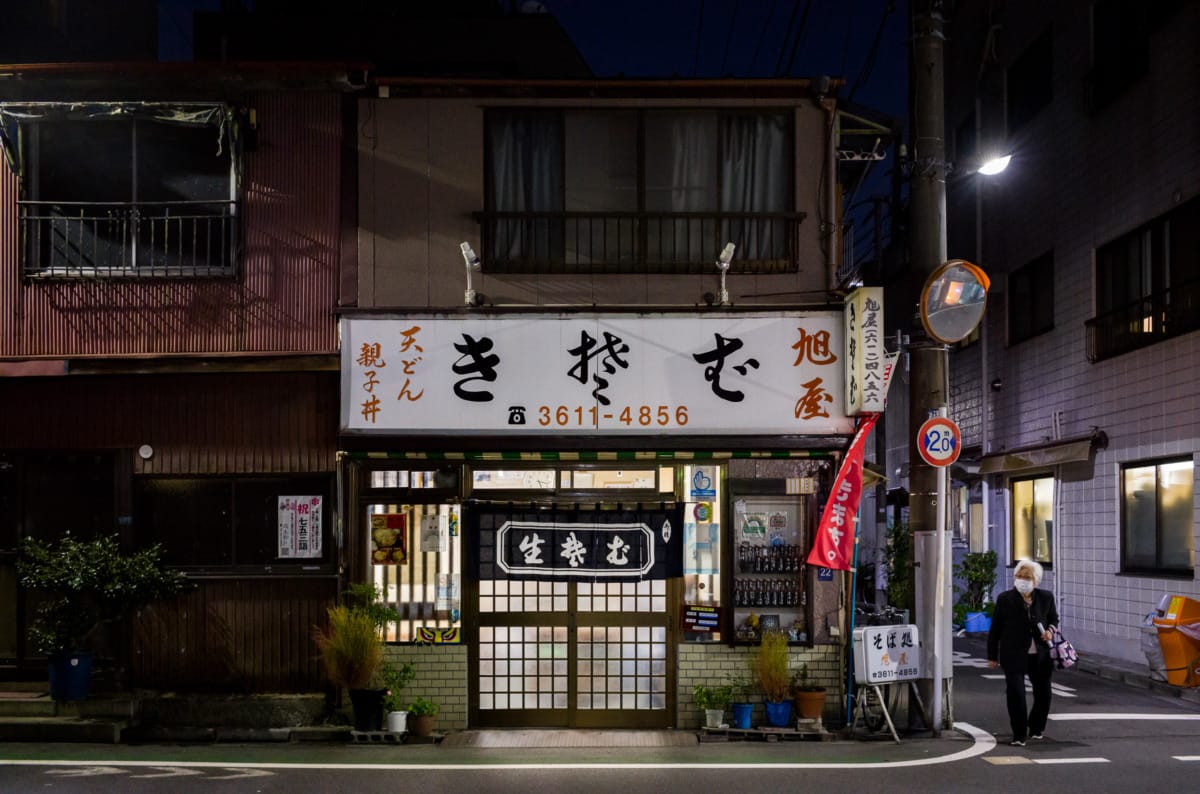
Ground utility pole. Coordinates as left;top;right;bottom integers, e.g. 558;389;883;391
908;0;953;733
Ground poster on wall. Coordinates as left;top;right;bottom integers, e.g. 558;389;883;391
435;573;461;621
421;513;448;553
684;520;719;575
278;496;322;559
740;512;768;541
370;513;407;565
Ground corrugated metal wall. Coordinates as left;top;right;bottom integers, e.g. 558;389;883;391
0;371;337;474
0;91;342;358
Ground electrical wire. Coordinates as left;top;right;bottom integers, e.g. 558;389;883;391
849;1;896;102
720;0;744;75
781;0;814;77
748;0;779;75
773;0;803;77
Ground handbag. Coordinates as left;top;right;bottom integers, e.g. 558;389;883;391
1049;625;1078;669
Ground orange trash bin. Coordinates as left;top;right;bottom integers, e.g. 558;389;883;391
1151;595;1200;687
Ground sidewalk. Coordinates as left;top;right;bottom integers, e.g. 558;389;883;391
2;636;1196;745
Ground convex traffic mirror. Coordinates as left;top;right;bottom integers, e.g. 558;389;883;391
919;259;991;344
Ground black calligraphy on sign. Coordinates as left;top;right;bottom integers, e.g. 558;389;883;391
451;333;500;402
691;333;760;402
566;330;630;406
467;506;683;582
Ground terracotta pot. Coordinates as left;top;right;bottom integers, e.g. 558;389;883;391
410;713;436;737
793;688;826;720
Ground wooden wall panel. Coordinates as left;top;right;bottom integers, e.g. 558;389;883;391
131;576;337;693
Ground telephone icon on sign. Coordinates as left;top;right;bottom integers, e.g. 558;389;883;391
508;406;527;425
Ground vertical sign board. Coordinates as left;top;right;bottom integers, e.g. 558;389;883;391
844;287;886;415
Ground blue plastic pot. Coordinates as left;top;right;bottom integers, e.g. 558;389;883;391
731;702;753;729
764;699;792;727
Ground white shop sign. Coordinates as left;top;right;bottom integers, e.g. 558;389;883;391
853;624;922;684
341;314;854;436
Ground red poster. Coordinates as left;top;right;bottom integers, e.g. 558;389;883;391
807;414;879;572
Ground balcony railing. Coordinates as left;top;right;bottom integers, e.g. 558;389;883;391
19;199;238;278
473;211;806;275
1085;277;1200;362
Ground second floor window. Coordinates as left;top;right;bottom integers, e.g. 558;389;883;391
3;102;239;278
482;108;797;274
1008;250;1055;345
1121;458;1194;576
1087;194;1200;361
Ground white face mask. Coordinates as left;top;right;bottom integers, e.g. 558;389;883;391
1014;579;1034;595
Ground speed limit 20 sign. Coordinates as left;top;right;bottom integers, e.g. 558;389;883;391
917;416;961;467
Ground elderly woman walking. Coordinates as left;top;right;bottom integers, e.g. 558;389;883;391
987;558;1059;746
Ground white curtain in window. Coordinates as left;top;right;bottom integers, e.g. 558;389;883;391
720;113;789;259
646;112;716;265
490;111;563;261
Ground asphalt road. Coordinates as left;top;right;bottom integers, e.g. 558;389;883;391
2;636;1199;793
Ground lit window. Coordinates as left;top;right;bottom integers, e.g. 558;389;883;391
1011;475;1053;565
1121;458;1195;575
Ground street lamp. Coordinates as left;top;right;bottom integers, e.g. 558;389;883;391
977;154;1012;175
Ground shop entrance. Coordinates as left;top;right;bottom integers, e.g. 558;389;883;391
465;466;686;729
473;574;671;728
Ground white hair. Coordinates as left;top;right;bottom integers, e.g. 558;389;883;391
1014;558;1044;586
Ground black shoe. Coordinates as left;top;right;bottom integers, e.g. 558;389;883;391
1010;739;1026;746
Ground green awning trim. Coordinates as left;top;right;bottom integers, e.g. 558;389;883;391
344;450;829;462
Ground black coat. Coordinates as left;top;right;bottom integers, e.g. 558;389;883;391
987;587;1059;673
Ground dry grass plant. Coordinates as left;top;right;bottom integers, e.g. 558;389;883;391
755;630;792;703
312;605;383;689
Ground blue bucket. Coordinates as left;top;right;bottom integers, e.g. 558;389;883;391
731;702;753;729
964;612;992;633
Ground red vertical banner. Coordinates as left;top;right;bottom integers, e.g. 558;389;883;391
807;414;880;571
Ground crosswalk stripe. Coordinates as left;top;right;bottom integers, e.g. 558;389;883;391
1173;756;1200;761
1032;758;1109;765
1049;713;1200;721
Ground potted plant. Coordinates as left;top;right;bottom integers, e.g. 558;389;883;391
693;682;732;728
381;660;416;733
754;629;793;727
16;533;193;701
727;675;754;729
407;695;438;737
954;550;998;633
311;583;400;732
791;663;827;721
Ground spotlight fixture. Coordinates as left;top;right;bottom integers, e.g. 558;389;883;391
715;242;735;306
460;242;482;307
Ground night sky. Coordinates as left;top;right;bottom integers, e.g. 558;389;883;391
159;0;909;119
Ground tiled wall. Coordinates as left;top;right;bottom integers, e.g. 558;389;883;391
383;645;469;731
677;642;841;729
942;1;1200;665
380;641;844;731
